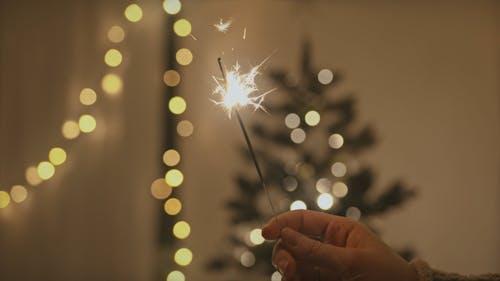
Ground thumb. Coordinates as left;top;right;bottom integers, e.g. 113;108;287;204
280;227;351;274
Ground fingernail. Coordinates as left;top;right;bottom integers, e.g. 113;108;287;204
277;258;288;275
281;228;298;247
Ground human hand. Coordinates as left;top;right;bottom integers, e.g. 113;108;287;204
262;210;418;281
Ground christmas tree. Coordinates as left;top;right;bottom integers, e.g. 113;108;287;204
208;41;415;280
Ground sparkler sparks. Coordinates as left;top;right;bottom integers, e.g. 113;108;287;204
212;57;274;117
214;18;232;33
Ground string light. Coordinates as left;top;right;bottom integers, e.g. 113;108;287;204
10;185;27;203
315;178;331;193
79;88;97;106
104;49;123;67
346;206;361;221
78;114;97;133
290;200;307;210
166;271;185;281
124;4;143;23
331;162;347;177
328;133;344;149
283;176;298;192
318;69;334;85
317;193;334;210
169;96;187;115
107;25;125;43
176;48;193;66
174;248;193;266
173;221;191;239
25;166;42;186
177;120;194;137
332;182;348;198
240;251;255;267
165;169;184;187
102;73;123;95
164;198;182;215
163;70;181;87
0;191;10;208
304;110;320;126
290;128;306;144
163;0;182;15
163;149;181;167
271;271;282;281
37;161;55;180
284;113;300;129
249;228;265;245
62;120;81;139
173;19;192;37
49;147;67;166
150;178;172;200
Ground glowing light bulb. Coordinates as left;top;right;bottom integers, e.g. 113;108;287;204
62;120;80;139
285;113;300;129
163;149;181;167
165;169;184;187
124;4;143;23
249;229;265;245
164;198;182;215
102;73;122;95
169;96;187;115
166;271;185;281
346;206;361;221
80;88;97;106
49;147;67;166
331;162;347;177
332;182;348;198
176;48;193;66
305;110;320;126
107;25;125;43
329;133;344;149
317;193;334;210
163;70;181;87
240;251;255;267
290;128;306;144
78;114;97;133
0;191;10;208
318;69;334;85
10;185;27;203
173;221;191;239
174;248;193;266
25;166;42;186
173;19;192;37
163;0;182;15
150;178;172;200
37;161;55;180
290;200;307;210
104;49;123;67
177;120;194;137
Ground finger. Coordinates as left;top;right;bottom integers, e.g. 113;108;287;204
272;246;297;279
280;227;351;274
262;210;354;240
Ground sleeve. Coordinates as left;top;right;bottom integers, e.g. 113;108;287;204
410;259;500;281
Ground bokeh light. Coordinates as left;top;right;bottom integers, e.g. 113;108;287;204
176;48;193;66
283;176;298;192
173;221;191;239
249;229;265;245
25;166;42;186
331;162;347;177
10;185;27;203
177;120;194;137
346;206;361;221
240;251;256;267
174;248;193;266
328;133;344;149
305;110;320;126
165;169;184;187
290;200;307;210
173;19;192;37
318;69;334;85
107;25;125;43
315;178;331;193
169;96;187;115
49;147;67;166
150;178;172;200
284;113;300;129
290;128;306;144
163;0;182;15
102;73;123;95
79;88;97;106
62;120;80;140
37;161;55;180
78;114;97;133
332;182;348;198
104;49;123;67
166;271;185;281
317;193;334;210
164;198;182;215
163;149;181;167
163;70;181;87
271;271;282;281
124;4;143;23
0;191;10;208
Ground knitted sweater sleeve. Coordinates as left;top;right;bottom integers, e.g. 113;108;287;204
410;259;500;281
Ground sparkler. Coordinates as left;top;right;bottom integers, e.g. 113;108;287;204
214;57;277;217
214;18;232;33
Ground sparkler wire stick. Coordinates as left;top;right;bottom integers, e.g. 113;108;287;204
217;58;278;218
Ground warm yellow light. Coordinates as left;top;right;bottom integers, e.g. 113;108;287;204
329;133;344;149
169;96;187;115
37;161;55;180
10;185;27;203
165;169;184;187
25;166;42;186
0;191;10;208
285;113;300;129
49;147;67;166
318;69;334;85
331;162;347;177
249;229;265;245
317;193;334;210
315;178;331;193
62;120;80;140
290;128;306;144
166;271;185;281
164;198;182;215
271;271;282;281
104;49;123;67
176;48;193;66
240;251;255;267
174;248;193;266
173;19;192;37
79;88;97;106
177;120;193;137
107;25;125;43
163;0;182;15
290;200;307;211
163;70;181;87
79;114;97;133
124;4;143;23
150;178;172;200
102;73;123;95
173;221;191;239
163;149;181;166
305;110;320;126
332;182;348;198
